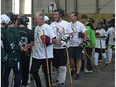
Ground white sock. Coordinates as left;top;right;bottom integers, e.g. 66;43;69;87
94;53;99;65
108;48;112;62
58;66;67;83
102;53;108;63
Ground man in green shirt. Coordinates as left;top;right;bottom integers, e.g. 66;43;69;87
81;15;96;72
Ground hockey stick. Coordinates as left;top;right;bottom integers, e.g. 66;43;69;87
62;27;74;87
84;49;103;75
66;47;74;87
43;30;51;87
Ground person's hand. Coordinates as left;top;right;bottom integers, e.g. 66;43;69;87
91;44;95;49
96;32;101;38
20;46;27;51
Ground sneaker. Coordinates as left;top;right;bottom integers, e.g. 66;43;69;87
74;73;80;80
84;69;93;73
52;80;60;87
60;83;65;87
99;59;103;63
22;86;29;87
80;70;85;75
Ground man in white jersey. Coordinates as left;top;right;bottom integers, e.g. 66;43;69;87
106;19;115;64
30;12;56;87
50;9;73;87
69;12;87;80
94;20;108;66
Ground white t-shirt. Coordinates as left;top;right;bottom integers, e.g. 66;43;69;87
50;20;73;49
107;27;115;45
32;23;56;59
95;29;107;49
69;21;87;47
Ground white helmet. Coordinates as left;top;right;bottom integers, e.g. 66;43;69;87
44;15;49;22
0;14;11;25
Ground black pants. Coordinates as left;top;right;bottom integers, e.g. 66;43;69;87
1;67;4;87
30;58;52;87
85;48;93;70
95;48;106;60
3;62;22;87
21;52;30;86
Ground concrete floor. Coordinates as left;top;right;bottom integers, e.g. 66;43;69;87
8;57;115;87
29;58;115;87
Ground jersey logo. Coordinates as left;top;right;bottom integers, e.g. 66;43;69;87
19;37;28;46
35;30;43;43
71;26;77;33
55;26;65;35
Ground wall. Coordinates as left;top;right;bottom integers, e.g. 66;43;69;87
1;0;115;14
1;0;12;14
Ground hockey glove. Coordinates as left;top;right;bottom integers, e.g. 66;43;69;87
111;45;115;50
102;36;107;39
78;32;84;38
87;37;91;42
61;34;70;47
78;42;87;50
41;35;52;46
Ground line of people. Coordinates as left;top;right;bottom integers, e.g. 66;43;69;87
1;9;115;87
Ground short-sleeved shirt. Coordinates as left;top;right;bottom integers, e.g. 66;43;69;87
32;23;56;59
69;21;86;47
95;29;107;49
107;27;115;45
50;20;73;49
1;27;20;67
85;23;96;48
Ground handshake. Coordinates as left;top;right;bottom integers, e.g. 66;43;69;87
61;34;71;47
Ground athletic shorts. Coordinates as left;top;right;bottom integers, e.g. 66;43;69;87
95;48;106;60
69;47;83;59
95;48;106;53
52;49;67;68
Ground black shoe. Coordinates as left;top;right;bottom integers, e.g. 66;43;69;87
74;73;80;80
60;83;65;87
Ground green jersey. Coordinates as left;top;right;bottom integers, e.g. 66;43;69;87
18;27;34;46
85;23;96;48
7;27;21;66
1;27;17;67
18;27;34;56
